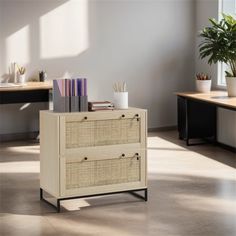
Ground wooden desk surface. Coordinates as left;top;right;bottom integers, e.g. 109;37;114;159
0;81;52;92
176;91;236;110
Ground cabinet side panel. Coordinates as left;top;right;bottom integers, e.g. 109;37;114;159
40;112;60;197
139;110;146;149
144;110;147;186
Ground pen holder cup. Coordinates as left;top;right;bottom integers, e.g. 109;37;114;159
18;74;26;84
114;92;128;109
39;72;47;82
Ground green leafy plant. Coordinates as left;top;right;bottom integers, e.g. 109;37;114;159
196;73;211;80
199;14;236;77
16;64;26;75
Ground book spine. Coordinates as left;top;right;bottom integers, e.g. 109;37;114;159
80;78;88;111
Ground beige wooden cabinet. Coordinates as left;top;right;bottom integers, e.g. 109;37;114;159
40;108;147;212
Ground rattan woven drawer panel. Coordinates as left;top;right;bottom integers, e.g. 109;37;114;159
66;157;140;189
65;118;140;148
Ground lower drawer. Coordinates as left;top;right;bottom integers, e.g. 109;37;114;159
60;149;146;197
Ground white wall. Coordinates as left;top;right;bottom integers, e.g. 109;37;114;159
0;1;3;76
195;0;218;88
0;0;195;135
195;0;236;147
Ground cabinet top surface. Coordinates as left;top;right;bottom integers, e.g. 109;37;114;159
41;107;147;116
176;90;236;109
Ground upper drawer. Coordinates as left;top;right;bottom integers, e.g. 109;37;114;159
59;110;146;155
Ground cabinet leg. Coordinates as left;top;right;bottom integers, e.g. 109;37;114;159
144;189;148;201
40;188;61;212
40;188;43;200
57;199;60;213
129;189;148;201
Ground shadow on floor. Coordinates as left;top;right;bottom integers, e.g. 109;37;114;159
1;172;236;235
1;172;235;214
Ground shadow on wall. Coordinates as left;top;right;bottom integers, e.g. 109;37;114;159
1;0;90;82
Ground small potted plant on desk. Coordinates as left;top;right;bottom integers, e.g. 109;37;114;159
196;73;211;93
199;14;236;96
17;65;26;84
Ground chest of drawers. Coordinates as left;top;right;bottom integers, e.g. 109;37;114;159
40;108;147;211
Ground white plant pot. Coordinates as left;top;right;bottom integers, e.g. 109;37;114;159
114;92;128;109
18;74;26;84
196;80;212;93
226;77;236;97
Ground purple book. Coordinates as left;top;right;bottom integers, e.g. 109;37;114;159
84;78;87;96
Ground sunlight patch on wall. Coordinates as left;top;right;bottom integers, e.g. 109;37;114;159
5;25;29;65
40;0;89;59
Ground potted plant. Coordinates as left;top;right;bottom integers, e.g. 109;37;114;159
199;14;236;96
17;64;26;84
196;73;211;93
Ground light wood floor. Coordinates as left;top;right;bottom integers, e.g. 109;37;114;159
0;131;235;236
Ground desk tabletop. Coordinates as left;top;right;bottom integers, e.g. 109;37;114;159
0;81;53;92
176;91;236;110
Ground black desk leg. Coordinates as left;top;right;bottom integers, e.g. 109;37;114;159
186;139;190;146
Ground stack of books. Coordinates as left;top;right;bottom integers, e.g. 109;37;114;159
53;78;88;112
88;101;114;111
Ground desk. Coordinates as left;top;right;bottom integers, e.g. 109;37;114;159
0;82;52;104
176;91;236;151
0;82;53;141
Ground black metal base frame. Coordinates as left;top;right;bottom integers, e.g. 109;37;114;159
40;188;148;213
